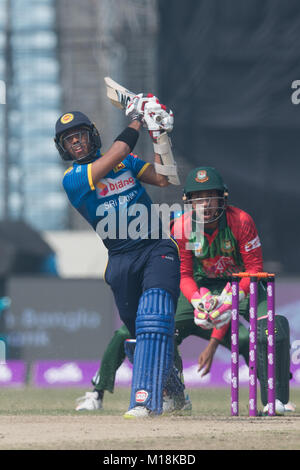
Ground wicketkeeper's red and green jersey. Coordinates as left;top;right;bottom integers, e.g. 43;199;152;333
171;205;264;340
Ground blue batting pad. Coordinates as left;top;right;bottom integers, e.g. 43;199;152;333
125;338;184;399
129;288;175;414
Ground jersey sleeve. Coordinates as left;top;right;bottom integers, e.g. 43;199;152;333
172;214;199;302
124;153;150;179
211;322;230;342
229;208;264;295
62;163;95;207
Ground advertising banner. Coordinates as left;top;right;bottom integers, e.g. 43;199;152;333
30;358;300;388
0;277;115;361
0;361;27;387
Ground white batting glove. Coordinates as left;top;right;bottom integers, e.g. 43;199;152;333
144;101;174;134
125;93;147;122
125;93;160;123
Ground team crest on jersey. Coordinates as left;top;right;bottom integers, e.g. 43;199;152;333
60;113;74;124
195;170;209;183
222;239;234;253
113;162;125;173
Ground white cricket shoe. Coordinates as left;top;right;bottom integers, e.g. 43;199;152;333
284;401;296;412
123;406;151;419
263;399;286;416
75;391;102;411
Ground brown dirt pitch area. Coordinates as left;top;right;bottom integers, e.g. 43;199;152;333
0;387;299;450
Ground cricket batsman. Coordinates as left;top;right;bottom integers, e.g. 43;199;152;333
54;93;182;418
171;166;293;414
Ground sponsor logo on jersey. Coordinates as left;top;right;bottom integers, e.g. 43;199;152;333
195;170;209;183
96;182;109;196
96;171;136;198
161;255;174;261
60;113;74;124
135;390;148;403
244;235;261;252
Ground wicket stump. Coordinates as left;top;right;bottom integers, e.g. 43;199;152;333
231;272;276;417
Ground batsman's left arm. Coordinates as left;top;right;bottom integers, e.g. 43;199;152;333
211;322;231;342
138;154;170;187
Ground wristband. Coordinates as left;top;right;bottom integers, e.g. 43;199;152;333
114;127;139;151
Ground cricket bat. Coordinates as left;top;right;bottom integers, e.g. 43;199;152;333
104;76;180;185
104;77;136;110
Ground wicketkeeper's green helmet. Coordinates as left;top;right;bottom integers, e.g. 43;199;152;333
183;166;227;198
182;167;228;224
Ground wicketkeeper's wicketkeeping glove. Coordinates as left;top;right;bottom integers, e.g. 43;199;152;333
192;288;218;330
208;282;246;329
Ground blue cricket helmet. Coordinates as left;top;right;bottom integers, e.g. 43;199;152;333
54;111;101;164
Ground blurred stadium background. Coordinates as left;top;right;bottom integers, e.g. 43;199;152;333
0;0;299;393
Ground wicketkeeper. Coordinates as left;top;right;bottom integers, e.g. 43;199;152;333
55;92;183;418
172;166;293;415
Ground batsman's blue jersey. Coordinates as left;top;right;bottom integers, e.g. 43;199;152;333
63;152;161;253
